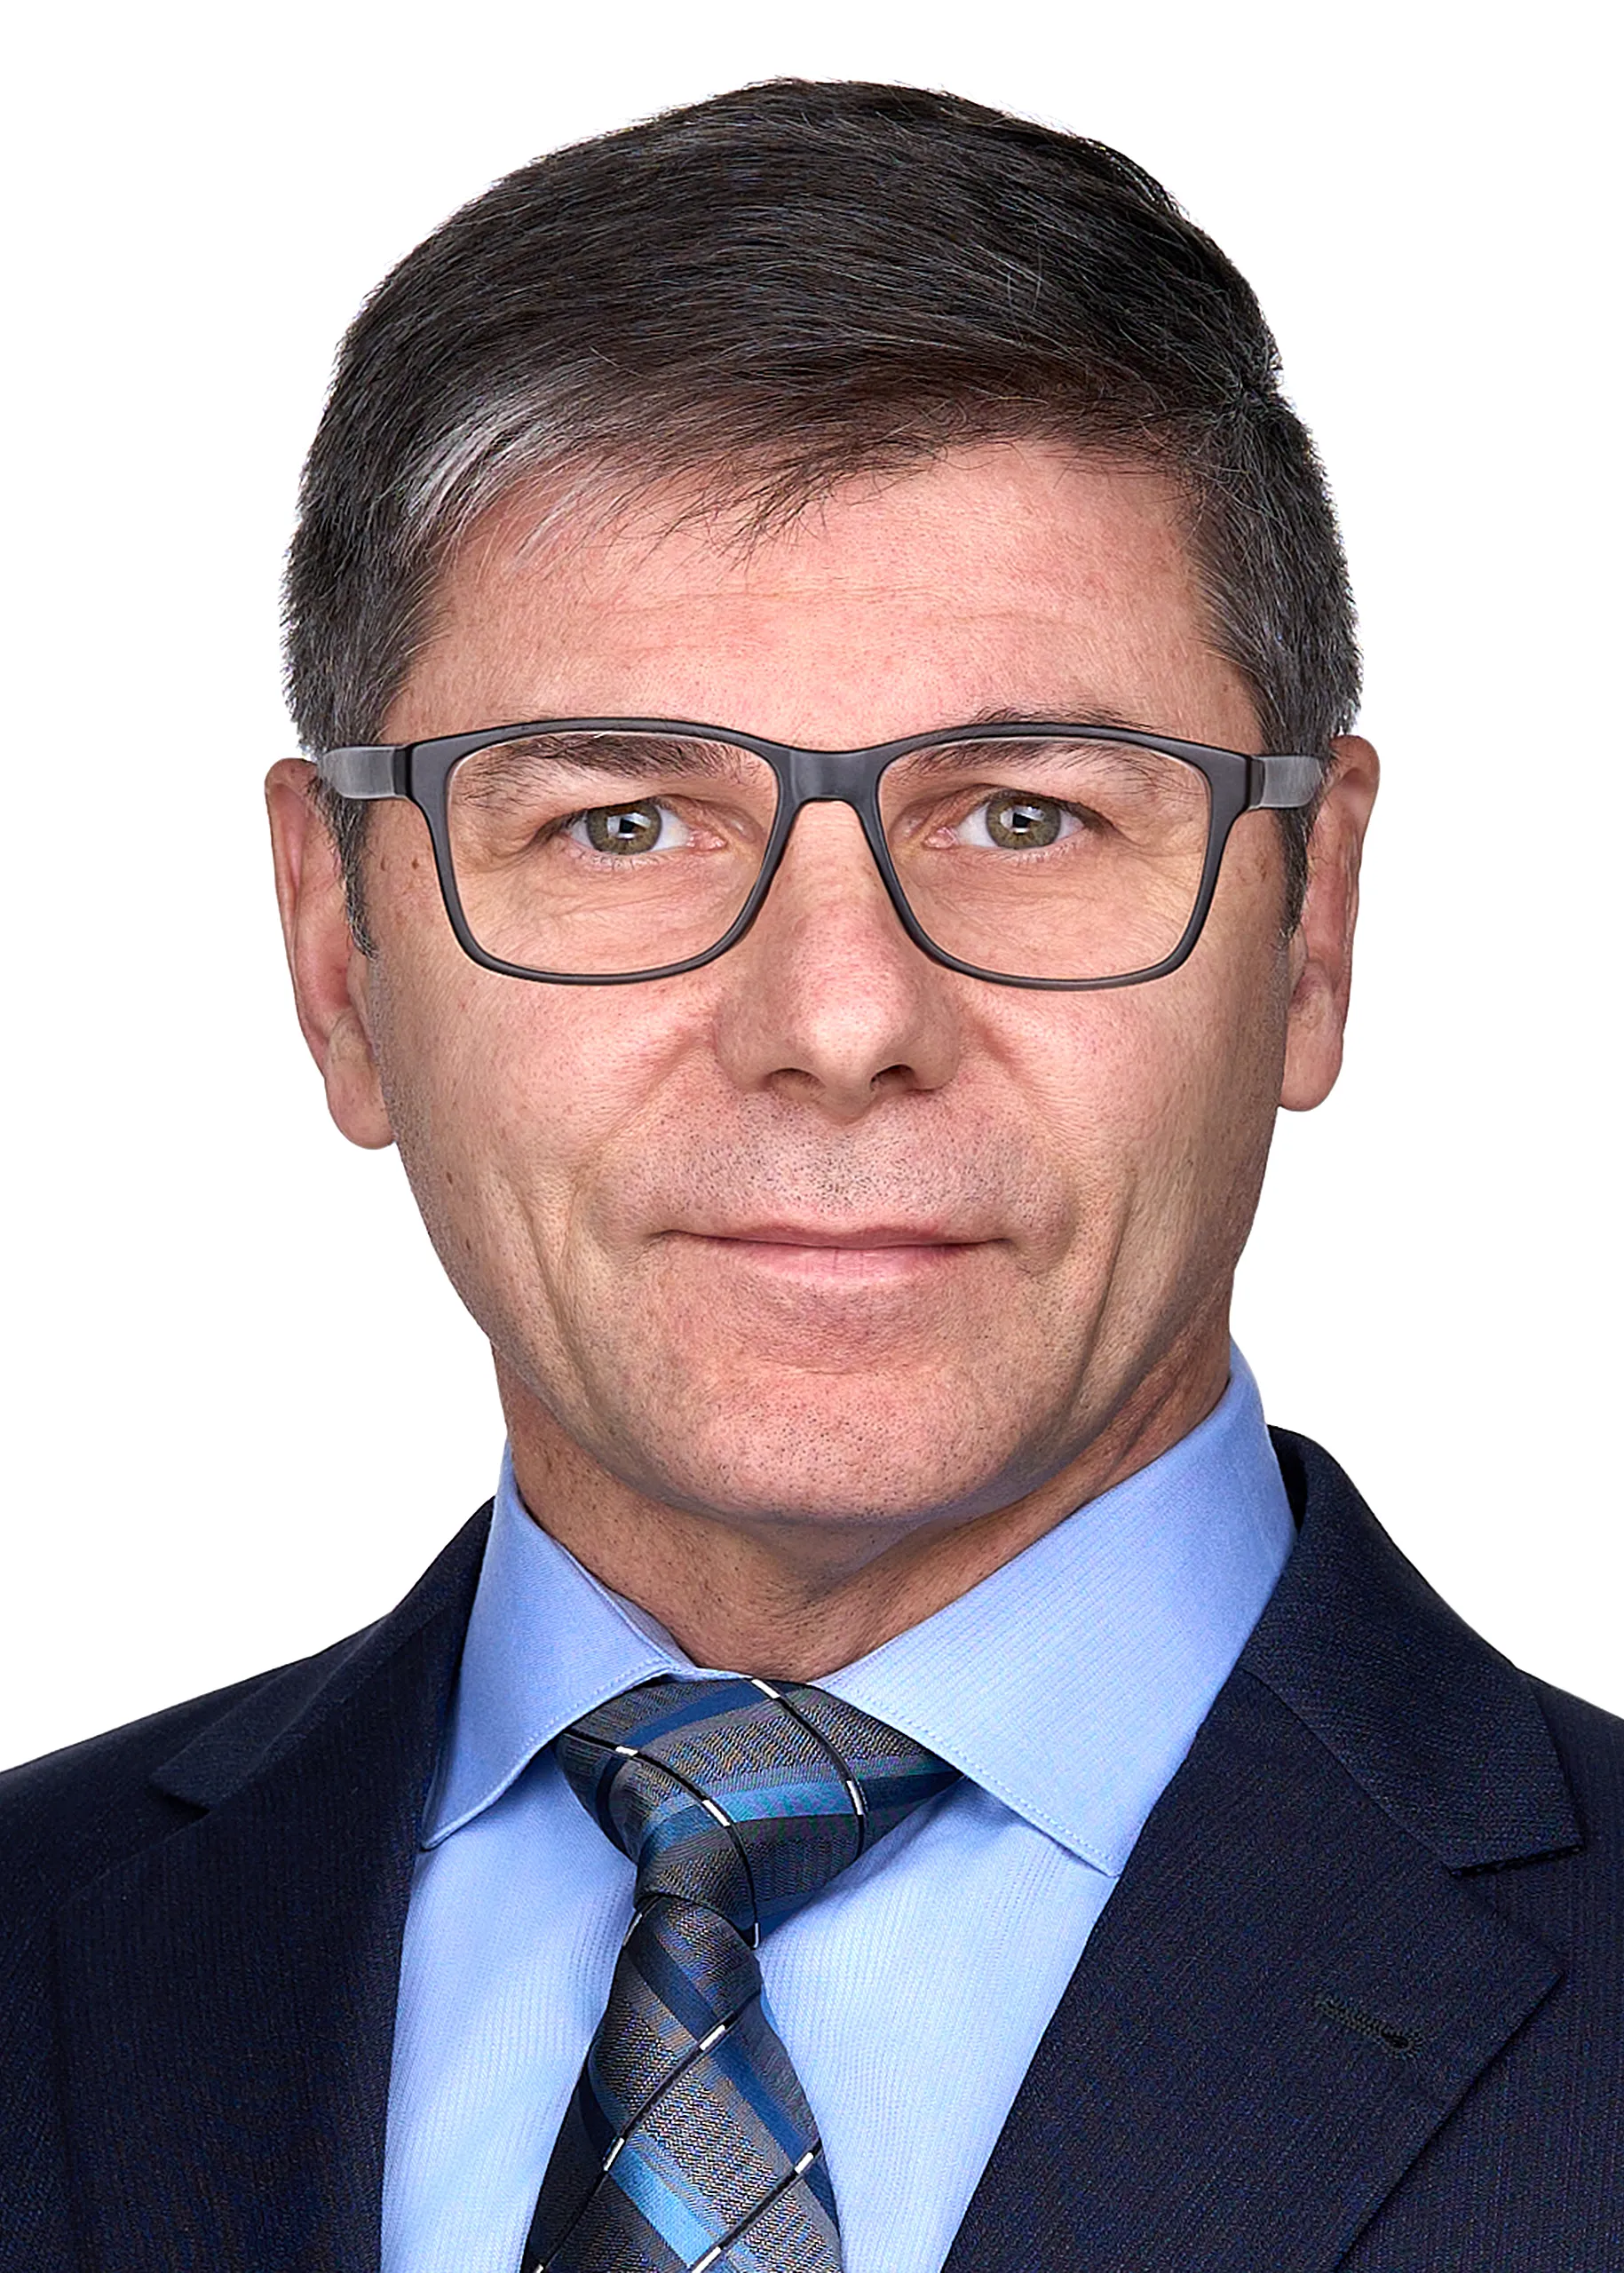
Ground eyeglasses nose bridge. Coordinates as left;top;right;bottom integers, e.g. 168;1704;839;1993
779;742;891;804
765;742;904;909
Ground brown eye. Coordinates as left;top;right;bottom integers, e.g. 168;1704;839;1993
978;794;1067;849
576;802;675;854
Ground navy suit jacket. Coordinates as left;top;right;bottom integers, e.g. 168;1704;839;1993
3;1433;1621;2270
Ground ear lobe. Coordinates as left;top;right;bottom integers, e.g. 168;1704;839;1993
1279;734;1380;1113
265;760;396;1150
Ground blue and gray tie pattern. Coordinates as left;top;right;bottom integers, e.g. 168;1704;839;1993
524;1675;960;2272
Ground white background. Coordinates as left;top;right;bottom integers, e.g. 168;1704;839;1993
3;0;1619;1766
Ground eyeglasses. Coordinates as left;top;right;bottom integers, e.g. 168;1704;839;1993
315;719;1323;989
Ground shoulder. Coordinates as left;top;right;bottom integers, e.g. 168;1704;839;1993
1256;1430;1624;1883
0;1504;492;1935
0;1639;359;1925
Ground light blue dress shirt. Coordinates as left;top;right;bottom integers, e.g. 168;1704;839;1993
383;1352;1295;2273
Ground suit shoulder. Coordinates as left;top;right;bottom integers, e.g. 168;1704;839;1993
0;1641;353;1919
0;1510;491;1935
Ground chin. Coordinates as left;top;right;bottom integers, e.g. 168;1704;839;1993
612;1364;1047;1532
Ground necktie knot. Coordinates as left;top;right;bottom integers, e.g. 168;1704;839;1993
555;1674;959;1943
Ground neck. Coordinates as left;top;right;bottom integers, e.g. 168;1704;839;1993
499;1322;1231;1680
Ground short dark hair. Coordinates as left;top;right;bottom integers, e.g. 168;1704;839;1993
284;78;1359;939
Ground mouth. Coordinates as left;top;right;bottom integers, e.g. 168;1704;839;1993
670;1224;995;1283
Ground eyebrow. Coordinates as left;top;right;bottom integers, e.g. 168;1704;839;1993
950;701;1155;734
891;731;1175;792
452;730;760;796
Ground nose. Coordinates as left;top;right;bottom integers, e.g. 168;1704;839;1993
710;802;963;1119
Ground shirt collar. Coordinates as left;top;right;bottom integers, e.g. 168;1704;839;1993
423;1349;1295;1878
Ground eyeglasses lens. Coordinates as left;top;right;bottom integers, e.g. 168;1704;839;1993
446;731;772;977
878;737;1211;981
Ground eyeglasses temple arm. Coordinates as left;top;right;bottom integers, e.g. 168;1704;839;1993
1251;753;1325;811
314;746;407;799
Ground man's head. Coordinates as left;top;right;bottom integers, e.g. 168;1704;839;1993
268;82;1376;1660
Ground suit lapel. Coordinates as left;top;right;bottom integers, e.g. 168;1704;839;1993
945;1434;1580;2272
52;1510;490;2273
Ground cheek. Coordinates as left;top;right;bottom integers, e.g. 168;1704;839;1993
368;915;707;1279
1149;853;1295;1220
997;905;1288;1271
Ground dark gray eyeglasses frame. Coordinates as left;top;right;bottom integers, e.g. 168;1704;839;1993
315;718;1324;990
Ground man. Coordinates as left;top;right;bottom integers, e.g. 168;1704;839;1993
2;76;1619;2273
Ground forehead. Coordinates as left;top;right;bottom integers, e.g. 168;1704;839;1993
388;439;1256;749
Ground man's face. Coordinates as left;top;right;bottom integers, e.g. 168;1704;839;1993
273;440;1369;1556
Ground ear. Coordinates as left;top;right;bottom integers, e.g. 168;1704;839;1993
1279;734;1380;1112
265;760;395;1149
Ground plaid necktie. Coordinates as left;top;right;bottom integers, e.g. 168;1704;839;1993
523;1674;960;2272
